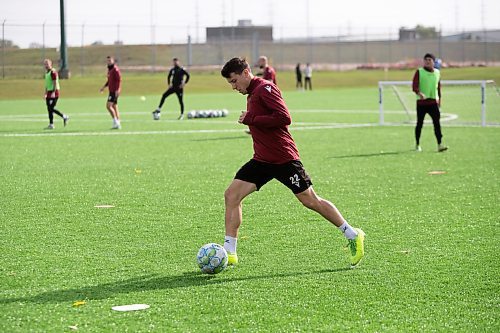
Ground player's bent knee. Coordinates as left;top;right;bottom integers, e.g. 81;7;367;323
296;193;320;211
224;188;240;205
302;199;320;211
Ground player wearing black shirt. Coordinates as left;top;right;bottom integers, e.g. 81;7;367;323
153;58;190;120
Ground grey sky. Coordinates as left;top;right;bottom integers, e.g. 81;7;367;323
2;0;499;48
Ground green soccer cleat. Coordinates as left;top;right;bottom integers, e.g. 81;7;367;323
227;253;238;266
347;228;365;268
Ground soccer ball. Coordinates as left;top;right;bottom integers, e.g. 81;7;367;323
197;243;228;274
140;96;146;101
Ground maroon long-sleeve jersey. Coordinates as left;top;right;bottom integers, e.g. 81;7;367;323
242;77;300;164
104;64;122;93
262;66;277;85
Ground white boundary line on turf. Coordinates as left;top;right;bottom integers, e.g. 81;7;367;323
0;123;376;138
0;112;460;125
0;109;424;120
1;120;497;138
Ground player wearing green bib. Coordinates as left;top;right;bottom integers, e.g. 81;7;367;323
412;53;447;152
43;59;69;129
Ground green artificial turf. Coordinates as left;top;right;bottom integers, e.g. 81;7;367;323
0;87;499;332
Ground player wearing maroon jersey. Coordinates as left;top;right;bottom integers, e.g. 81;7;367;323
43;59;69;129
99;56;122;129
257;56;277;85
220;58;365;268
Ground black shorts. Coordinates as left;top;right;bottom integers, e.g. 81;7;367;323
235;159;313;194
107;92;119;104
45;97;58;109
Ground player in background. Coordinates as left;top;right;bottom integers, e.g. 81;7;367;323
412;53;448;152
99;56;122;129
245;55;278;135
434;57;442;70
304;63;313;90
152;58;190;120
295;63;303;89
220;57;365;268
257;56;277;85
43;59;69;129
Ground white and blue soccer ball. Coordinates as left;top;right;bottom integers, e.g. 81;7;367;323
197;243;228;274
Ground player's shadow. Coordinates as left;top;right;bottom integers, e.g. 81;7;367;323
331;150;412;159
0;267;350;305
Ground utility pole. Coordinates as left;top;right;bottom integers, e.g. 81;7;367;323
195;0;199;43
80;23;85;76
42;21;46;63
59;0;70;78
2;20;6;79
150;0;156;73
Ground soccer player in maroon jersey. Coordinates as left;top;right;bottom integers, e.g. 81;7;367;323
99;56;122;129
220;58;365;268
257;56;277;85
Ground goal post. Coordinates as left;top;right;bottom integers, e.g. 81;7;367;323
378;80;499;127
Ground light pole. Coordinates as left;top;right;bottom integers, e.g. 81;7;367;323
42;21;46;63
80;23;85;76
59;0;70;78
2;20;5;79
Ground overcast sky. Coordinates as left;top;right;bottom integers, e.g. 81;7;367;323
2;0;499;48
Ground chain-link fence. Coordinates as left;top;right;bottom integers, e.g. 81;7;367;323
1;22;499;78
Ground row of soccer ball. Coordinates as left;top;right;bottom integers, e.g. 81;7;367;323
187;109;229;119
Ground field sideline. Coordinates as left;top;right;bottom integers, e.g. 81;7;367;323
0;77;499;331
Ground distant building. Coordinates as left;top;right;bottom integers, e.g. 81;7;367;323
399;26;438;41
399;28;418;41
442;30;500;42
206;20;273;43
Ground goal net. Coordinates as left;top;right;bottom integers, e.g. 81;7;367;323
378;80;500;126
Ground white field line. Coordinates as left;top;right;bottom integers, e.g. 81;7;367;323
1;120;497;138
0;109;456;124
0;123;376;138
0;109;409;120
2;108;497;138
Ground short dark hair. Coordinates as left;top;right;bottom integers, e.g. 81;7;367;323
221;57;249;78
173;57;178;61
424;53;435;61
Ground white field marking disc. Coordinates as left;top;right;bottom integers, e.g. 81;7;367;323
94;205;115;208
428;171;447;175
111;304;150;312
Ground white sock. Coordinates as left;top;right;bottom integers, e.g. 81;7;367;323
224;236;237;254
339;222;358;240
156;108;161;112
